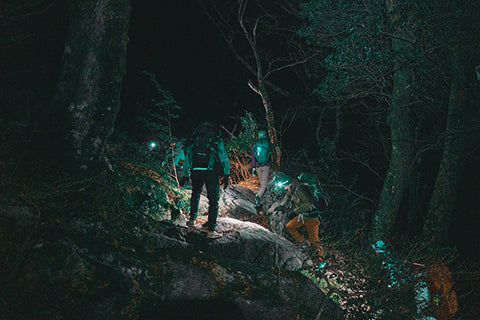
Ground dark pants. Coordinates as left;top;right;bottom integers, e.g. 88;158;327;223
189;170;220;231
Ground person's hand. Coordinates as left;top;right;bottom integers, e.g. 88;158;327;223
252;168;257;176
221;175;230;187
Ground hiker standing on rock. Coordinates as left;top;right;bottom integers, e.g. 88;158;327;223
183;122;230;238
275;174;326;260
251;130;276;210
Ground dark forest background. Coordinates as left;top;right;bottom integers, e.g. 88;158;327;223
1;0;480;318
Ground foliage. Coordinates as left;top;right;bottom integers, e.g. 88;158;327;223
138;71;182;179
298;0;395;104
224;111;259;183
299;201;467;319
0;118;191;319
108;134;189;221
0;167;186;319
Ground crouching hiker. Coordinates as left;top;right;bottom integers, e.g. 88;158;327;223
183;122;230;239
275;175;327;260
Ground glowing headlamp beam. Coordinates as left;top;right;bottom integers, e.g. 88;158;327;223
149;141;157;149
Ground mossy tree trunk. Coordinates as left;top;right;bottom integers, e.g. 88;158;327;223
422;48;471;245
370;1;415;244
50;0;131;170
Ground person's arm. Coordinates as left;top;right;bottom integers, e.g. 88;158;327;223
280;188;292;206
275;188;292;212
183;144;192;177
217;139;230;176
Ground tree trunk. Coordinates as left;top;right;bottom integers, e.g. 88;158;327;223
370;2;415;243
370;66;415;243
238;0;282;168
50;0;131;170
422;48;470;245
257;81;281;168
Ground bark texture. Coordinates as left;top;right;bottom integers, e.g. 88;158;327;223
422;48;470;245
370;2;415;243
50;0;131;169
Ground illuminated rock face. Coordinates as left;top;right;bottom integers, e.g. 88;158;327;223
218;182;290;237
148;218;342;320
145;184;342;319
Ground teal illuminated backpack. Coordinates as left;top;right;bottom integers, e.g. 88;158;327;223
253;139;271;164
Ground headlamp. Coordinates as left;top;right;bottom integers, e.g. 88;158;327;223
148;141;157;149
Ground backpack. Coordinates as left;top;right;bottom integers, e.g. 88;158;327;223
253;139;271;164
298;173;329;213
191;130;219;170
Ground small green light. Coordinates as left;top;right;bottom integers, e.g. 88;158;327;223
269;173;291;194
274;178;290;191
149;141;157;149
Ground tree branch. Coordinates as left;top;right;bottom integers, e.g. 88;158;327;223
265;53;319;78
247;79;261;95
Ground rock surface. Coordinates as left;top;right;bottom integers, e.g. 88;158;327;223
146;218;341;320
149;184;342;319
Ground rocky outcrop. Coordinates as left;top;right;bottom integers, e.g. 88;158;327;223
186;217;304;271
0;184;342;319
148;182;342;319
145;217;342;320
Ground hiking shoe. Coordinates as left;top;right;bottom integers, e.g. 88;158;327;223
186;220;195;227
297;241;310;250
206;230;223;239
315;261;326;271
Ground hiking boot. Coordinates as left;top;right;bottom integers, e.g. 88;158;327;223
206;230;223;239
315;261;326;271
296;241;310;250
186;219;196;227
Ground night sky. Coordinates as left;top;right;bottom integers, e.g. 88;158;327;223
119;0;262;136
0;0;293;138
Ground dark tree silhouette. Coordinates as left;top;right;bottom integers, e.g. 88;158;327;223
49;0;131;171
422;1;480;245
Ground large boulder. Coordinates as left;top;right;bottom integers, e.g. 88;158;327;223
150;183;342;319
206;217;303;271
143;218;342;320
218;185;257;219
185;184;258;222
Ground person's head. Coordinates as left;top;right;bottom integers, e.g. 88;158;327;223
258;130;267;139
200;121;218;131
279;175;298;193
270;172;291;193
286;177;300;192
195;121;219;136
